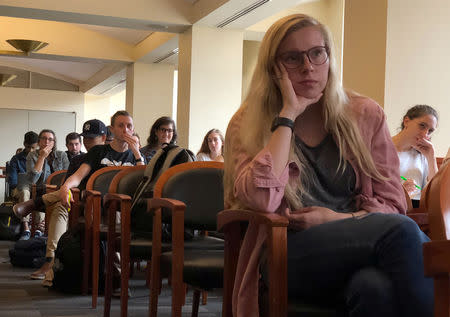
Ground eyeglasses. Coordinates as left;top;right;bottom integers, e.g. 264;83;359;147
40;137;55;142
278;46;329;69
159;128;174;134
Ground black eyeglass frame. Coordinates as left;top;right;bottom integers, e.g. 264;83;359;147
277;45;330;69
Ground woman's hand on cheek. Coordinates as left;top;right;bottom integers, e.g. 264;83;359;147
274;62;322;120
282;206;346;230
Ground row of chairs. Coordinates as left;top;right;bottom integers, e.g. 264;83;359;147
54;161;224;317
32;159;449;317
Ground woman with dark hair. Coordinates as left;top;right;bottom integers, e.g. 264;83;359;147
197;129;224;162
140;116;177;162
25;129;69;237
392;105;438;205
224;14;432;316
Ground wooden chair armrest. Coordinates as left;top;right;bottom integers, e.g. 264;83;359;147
146;197;186;214
85;189;101;197
219;208;289;317
103;193;132;205
45;184;58;193
217;209;289;232
423;240;450;276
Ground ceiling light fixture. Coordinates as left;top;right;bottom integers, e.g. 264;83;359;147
0;39;49;57
0;74;18;86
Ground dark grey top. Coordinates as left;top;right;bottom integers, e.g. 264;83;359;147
296;134;357;213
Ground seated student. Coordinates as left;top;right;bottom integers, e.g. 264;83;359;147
196;129;224;162
140;116;177;162
8;131;39;240
26;129;70;238
224;14;432;316
14;112;145;281
392;105;439;207
65;132;84;162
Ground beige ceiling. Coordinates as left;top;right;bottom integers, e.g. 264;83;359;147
0;0;314;95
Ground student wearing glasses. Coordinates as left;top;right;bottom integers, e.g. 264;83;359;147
25;129;69;237
392;105;439;207
224;14;432;316
140;116;177;162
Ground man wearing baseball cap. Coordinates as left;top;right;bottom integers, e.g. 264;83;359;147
13;118;115;280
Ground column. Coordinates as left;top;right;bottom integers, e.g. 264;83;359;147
177;25;244;152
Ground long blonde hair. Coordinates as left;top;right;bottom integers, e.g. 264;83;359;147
224;14;385;210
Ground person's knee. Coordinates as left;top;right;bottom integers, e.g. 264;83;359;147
346;267;397;316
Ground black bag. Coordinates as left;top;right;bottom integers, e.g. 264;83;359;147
0;202;21;241
9;236;47;267
52;223;106;294
131;144;195;240
132;144;196;208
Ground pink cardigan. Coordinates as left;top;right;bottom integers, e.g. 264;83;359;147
226;96;407;316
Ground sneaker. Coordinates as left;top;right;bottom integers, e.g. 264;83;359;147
19;230;31;241
34;230;43;238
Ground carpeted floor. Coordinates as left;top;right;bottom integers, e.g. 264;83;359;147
0;240;222;317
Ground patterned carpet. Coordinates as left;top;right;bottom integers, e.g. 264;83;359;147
0;240;222;317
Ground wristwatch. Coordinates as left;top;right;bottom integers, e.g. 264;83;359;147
135;157;143;163
270;116;295;132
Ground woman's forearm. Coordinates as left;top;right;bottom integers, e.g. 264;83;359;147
33;155;46;173
265;125;293;177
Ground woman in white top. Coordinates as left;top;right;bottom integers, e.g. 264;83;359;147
392;105;438;205
196;129;224;162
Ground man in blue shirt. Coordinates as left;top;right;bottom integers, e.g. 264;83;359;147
7;131;38;240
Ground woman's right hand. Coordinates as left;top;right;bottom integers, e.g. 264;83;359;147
273;62;322;120
39;144;53;158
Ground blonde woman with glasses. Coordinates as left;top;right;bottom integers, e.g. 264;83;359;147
224;14;433;317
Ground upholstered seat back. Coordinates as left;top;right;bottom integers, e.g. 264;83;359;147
91;168;123;196
48;170;67;187
115;168;145;197
161;164;224;231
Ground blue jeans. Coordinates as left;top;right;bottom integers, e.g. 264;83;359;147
284;213;433;317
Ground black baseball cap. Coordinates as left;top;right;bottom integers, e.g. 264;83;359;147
80;119;107;138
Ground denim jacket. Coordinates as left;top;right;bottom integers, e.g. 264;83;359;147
26;150;69;186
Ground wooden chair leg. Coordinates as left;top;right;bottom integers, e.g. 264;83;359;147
91;200;101;308
149;256;161;317
82;202;92;296
191;289;200;317
103;207;116;317
201;290;207;305
434;276;450;317
146;260;151;288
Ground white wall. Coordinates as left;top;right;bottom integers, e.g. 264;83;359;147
384;0;449;157
0;86;84;202
0;87;84;130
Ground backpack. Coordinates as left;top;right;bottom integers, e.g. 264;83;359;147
9;236;47;268
52;223;106;294
0;201;21;241
132;144;196;208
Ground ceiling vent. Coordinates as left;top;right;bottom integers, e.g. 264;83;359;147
216;0;271;28
100;79;126;95
154;48;179;64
